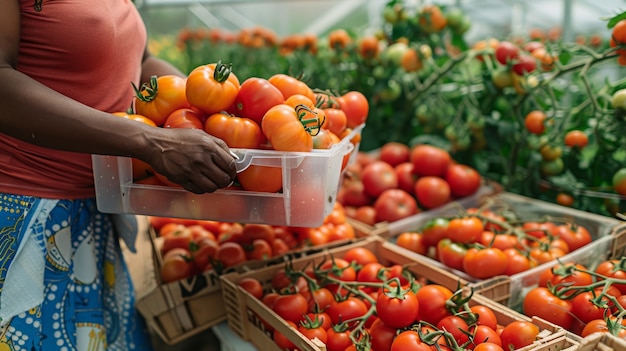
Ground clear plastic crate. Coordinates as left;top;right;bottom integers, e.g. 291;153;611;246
92;124;363;227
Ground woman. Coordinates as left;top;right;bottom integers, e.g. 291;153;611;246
0;0;236;349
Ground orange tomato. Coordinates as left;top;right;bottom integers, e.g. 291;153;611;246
186;62;240;115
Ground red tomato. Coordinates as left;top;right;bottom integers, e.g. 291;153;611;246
390;330;430;351
353;205;377;226
238;277;264;300
499;321;539;350
322;108;348;136
186;62;240;115
463;247;508;279
160;250;195;283
494;41;520;65
445;163;482;198
376;288;420;329
512;54;537;75
246;238;273;261
474;342;504;351
595;259;626;294
421;217;449;247
523;287;574;329
268;73;316;102
204;112;264;149
215;242;247;268
395;232;428;255
273;320;297;350
343;247;379;266
230;77;284;125
395;162;418;194
379;142;411;167
338;91;369;129
369;318;397;351
361;161;399;198
273;293;309;324
133;75;190;126
326;328;353;351
550;223;592;251
503;248;534;275
415;284;453;325
437;315;470;346
373;189;419;223
410;144;451;177
414;176;451;209
437;238;468;271
298;324;328;344
325;296;368;326
163;108;204;129
446;216;484;244
307;287;336;313
470;305;499;330
571;291;607;324
161;228;193;254
191;238;218;271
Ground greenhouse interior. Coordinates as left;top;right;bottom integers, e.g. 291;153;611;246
5;0;626;351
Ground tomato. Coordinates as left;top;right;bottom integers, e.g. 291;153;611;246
237;165;283;193
580;319;626;338
556;193;575;207
437;315;471;346
246;238;273;261
421;217;449;247
463;247;508;279
163;108;204;129
503;248;534;275
133;75;190;126
613;168;626;196
319;258;356;282
322;108;347;136
479;231;518;251
337;177;373;208
473;342;504;351
373;189;419;223
418;5;447;33
191;238;218;271
410;144;451;177
395;162;418;195
343;247;379;266
268;73;315;102
273;320;297;350
262;103;320;152
414;176;451;209
186;62;240;115
470;305;498;330
570;291;607;324
391;330;430;351
376;287;419;329
446;216;484;244
353;205;377;226
415;284;453;325
238;277;264;300
230;77;284;125
499;321;539;350
160;250;195;283
550;224;592;251
523;287;574;329
203;112;264;149
215;242;247;269
273;293;309;324
307;287;336;313
437;238;468;271
445;164;482;198
361;161;399;198
395;232;428;255
161;228;193;253
369;318;397;351
539;144;562;161
325;296;368;326
564;130;589;149
524;110;546;135
596;259;626;294
338;91;369;128
379;142;410;167
326;328;353;351
298;323;328;344
512;54;537;75
522;221;557;239
494;41;520;65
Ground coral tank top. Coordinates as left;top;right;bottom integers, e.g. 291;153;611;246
0;0;147;198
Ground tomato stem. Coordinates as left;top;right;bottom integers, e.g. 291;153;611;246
213;60;234;83
132;75;159;103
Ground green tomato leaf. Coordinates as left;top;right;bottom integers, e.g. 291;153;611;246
606;11;626;29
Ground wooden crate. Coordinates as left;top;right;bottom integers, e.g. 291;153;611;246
220;236;566;351
575;332;626;351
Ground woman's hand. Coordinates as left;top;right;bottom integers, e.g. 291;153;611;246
142;127;238;194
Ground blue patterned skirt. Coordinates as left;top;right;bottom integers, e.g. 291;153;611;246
0;194;152;351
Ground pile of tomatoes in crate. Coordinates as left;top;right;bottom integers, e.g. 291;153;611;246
151;202;357;283
393;205;592;280
237;246;543;351
338;142;482;225
117;62;368;192
523;260;626;338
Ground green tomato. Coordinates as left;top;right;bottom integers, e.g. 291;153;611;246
611;89;626;110
445;8;465;29
379;79;402;101
492;69;513;89
612;168;626;195
383;42;409;66
540;158;564;176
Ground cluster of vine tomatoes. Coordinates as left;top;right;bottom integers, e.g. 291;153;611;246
338;142;482;225
393;205;593;280
237;245;542;351
151;202;357;283
119;61;369;192
523;260;626;338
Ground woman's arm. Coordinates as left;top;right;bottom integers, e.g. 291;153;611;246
0;2;236;193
